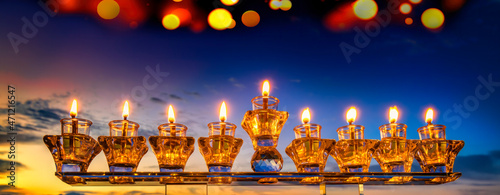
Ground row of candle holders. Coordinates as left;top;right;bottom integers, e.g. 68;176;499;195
44;81;464;185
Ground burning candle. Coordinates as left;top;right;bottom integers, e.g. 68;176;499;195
293;108;321;139
157;105;188;137
70;99;79;134
60;99;92;135
220;101;227;135
418;108;446;140
336;107;365;140
251;80;279;110
378;106;407;139
262;80;270;109
108;101;140;137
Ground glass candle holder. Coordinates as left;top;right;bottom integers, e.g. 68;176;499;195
330;124;378;172
98;120;148;172
242;108;288;173
198;122;243;172
415;123;463;173
43;118;101;173
149;123;195;172
373;123;418;173
417;124;446;140
286;123;335;174
251;96;279;110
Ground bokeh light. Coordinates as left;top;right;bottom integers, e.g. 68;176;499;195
443;0;466;12
421;8;445;29
221;0;239;6
173;0;182;2
324;3;357;32
409;0;422;4
208;8;233;30
241;10;260;27
280;0;292;11
162;14;180;30
269;0;281;11
97;0;120;20
353;0;378;20
171;8;192;26
400;3;412;14
405;18;413;25
228;19;236;29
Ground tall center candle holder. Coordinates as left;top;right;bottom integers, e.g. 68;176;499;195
242;95;289;173
330;108;378;173
415;109;464;176
286;108;335;184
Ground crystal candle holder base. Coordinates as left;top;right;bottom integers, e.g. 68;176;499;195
415;140;464;173
98;136;148;172
43;134;102;172
149;136;195;172
285;138;335;172
330;139;379;172
373;139;419;172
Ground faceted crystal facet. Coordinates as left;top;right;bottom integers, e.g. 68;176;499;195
415;140;464;173
251;147;283;172
286;138;335;172
98;136;148;172
198;135;243;172
149;136;195;172
330;139;379;172
43;134;101;172
241;109;289;149
373;139;419;172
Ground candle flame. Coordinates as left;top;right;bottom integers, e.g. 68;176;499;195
301;108;311;124
168;105;175;123
262;80;270;96
219;101;227;122
70;99;77;118
122;101;130;119
346;107;357;124
425;108;433;124
389;106;398;123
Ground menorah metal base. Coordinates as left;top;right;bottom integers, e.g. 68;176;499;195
55;172;461;185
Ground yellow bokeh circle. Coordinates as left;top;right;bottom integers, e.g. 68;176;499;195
400;3;412;14
221;0;239;6
208;8;233;30
162;14;180;30
97;0;120;20
269;0;281;11
421;8;445;29
280;0;292;11
353;0;378;20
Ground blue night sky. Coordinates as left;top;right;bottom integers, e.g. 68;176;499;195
1;0;500;194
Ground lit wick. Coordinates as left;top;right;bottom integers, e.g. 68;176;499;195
70;99;78;134
346;107;357;139
425;108;434;139
389;106;398;137
168;105;176;137
220;101;227;136
262;80;270;110
122;101;130;137
302;108;311;138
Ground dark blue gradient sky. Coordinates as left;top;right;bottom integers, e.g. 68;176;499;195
1;0;500;194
